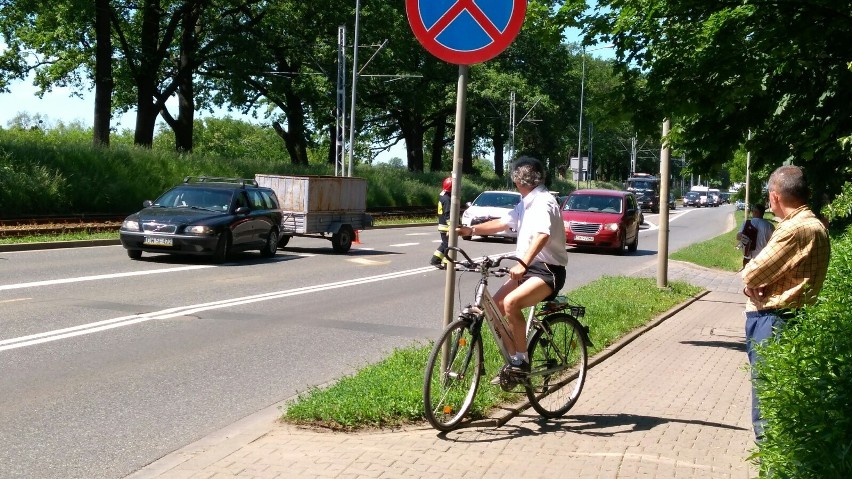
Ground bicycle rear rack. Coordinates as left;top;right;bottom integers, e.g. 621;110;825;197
539;298;585;318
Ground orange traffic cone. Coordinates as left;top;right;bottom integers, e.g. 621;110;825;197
353;230;361;244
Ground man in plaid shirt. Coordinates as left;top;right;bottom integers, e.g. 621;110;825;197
741;165;831;440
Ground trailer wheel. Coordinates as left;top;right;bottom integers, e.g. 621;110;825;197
278;235;291;248
332;225;354;254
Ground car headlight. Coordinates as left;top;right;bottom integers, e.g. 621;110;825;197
121;219;140;231
185;225;215;235
604;223;620;232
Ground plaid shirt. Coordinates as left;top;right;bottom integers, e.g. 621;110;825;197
741;205;830;311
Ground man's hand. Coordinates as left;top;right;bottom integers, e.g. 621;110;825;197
509;263;527;280
743;285;766;298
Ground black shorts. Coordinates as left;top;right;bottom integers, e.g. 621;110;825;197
520;262;566;301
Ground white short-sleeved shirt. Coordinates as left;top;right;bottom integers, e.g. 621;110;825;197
503;185;569;266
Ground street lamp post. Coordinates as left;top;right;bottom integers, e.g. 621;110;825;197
577;49;586;184
576;44;613;184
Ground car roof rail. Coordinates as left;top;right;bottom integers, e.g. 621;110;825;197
183;176;258;187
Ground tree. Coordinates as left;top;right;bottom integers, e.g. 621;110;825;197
0;0;110;145
586;0;852;208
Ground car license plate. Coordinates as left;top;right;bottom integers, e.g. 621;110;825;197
143;236;173;247
574;235;595;242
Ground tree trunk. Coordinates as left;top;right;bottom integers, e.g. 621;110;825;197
492;123;505;177
398;114;424;172
93;0;112;147
429;116;446;172
134;0;161;147
284;89;308;165
174;1;200;152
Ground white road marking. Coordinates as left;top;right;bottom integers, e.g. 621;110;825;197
348;258;389;266
0;265;215;292
0;266;437;352
388;243;419;247
0;298;30;304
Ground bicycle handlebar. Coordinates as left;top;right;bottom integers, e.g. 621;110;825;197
445;246;528;275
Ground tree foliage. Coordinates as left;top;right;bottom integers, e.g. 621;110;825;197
585;0;852;209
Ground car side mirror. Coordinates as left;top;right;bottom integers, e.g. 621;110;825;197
235;206;250;215
465;201;472;207
143;200;153;207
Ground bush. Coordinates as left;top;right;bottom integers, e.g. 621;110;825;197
755;225;852;476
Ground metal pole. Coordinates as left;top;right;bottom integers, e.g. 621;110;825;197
577;49;586;186
657;119;671;288
587;122;593;186
509;91;516;188
442;64;469;370
346;0;362;177
335;26;346;177
745;130;752;221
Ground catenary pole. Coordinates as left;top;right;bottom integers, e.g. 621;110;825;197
346;0;362;177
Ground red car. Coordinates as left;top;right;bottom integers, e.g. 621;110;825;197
561;189;641;254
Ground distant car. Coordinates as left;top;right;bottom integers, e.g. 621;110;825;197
561;189;641;255
735;200;746;210
668;193;676;210
119;177;283;262
634;190;660;213
684;191;701;207
710;193;722;207
460;190;522;241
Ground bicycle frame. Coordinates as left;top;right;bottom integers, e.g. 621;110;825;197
467;280;515;363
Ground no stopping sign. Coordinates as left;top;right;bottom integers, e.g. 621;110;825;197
406;0;527;65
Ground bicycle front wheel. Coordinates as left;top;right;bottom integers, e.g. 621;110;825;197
525;313;589;418
423;319;483;431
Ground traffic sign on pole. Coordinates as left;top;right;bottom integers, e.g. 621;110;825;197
406;0;526;65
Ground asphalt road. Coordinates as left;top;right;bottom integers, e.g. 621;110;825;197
0;205;734;479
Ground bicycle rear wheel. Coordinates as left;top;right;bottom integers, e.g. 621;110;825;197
423;319;483;431
525;313;588;418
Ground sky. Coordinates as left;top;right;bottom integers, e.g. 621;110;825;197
0;25;601;162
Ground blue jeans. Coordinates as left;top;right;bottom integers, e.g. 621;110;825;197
744;310;786;441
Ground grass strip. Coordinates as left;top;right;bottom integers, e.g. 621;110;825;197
0;217;428;245
282;277;702;430
670;209;750;273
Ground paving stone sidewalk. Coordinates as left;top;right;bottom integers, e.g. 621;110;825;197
129;261;757;479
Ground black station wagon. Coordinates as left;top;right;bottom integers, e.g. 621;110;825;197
119;177;283;262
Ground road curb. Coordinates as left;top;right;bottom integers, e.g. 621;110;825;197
0;239;121;252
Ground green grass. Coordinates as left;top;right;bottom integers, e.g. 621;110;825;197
0;231;119;244
282;277;701;429
669;210;745;272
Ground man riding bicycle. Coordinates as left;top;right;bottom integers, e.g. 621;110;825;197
456;156;568;373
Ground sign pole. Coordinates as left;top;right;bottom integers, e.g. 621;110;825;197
657;119;671;288
443;65;469;332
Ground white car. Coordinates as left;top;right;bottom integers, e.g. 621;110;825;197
460;190;521;241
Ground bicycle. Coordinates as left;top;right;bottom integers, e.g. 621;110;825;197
423;246;591;431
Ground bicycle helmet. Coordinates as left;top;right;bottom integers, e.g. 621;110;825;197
442;177;453;192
